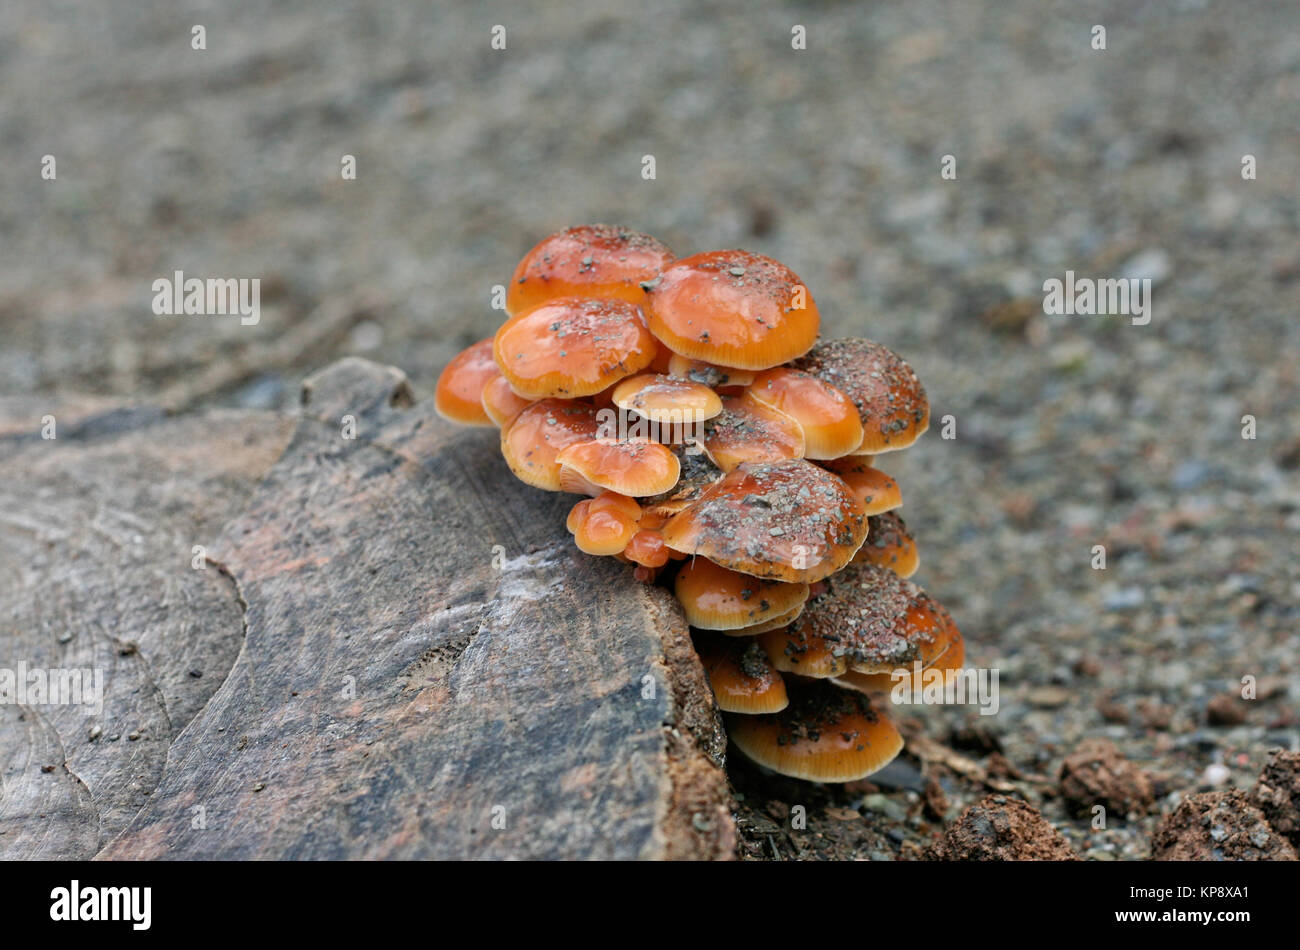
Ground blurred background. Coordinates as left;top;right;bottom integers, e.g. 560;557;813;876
2;0;1297;857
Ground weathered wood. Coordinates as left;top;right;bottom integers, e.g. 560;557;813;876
2;359;732;860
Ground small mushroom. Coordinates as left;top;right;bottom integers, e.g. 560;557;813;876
792;338;929;454
817;457;901;515
673;557;809;630
701;393;805;472
479;373;533;428
506;224;675;315
434;339;498;426
660;459;868;583
665;352;755;389
500;399;601;491
623;528;672;569
493;297;658;399
768;562;956;675
695;634;789;714
645;250;820;370
555;438;681;497
565;492;641;556
745;368;864;459
612;373;724;425
727;682;904;783
854;512;919;577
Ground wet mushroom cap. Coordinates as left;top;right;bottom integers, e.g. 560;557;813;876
612;373;724;424
645;250;820;370
673;557;809;630
696;635;789;714
666;352;755;389
506;224;675;315
721;602;805;637
555;438;681;497
746;368;865;460
434;339;498;426
624;528;671;568
758;623;849;678
480;372;533;428
500;399;602;491
780;562;952;674
854;511;919;577
832;622;965;695
565;491;641;556
661;459;868;583
818;458;902;515
727;683;904;783
792;338;929;454
493;296;658;399
701;393;805;473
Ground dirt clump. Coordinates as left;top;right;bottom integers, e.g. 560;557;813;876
1058;738;1155;818
926;795;1078;861
1150;790;1297;861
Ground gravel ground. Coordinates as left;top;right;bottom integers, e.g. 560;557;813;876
3;0;1297;859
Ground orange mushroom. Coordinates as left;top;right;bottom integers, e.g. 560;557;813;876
758;623;849;678
480;372;533;428
727;683;904;782
673;557;809;631
645;250;820;370
500;399;601;491
506;224;675;315
701;393;805;472
695;634;789;714
611;373;723;425
666;352;755;389
555;438;681;497
624;528;671;569
745;368;864;459
660;459;868;583
854;512;919;577
817;457;901;515
434;339;498;426
832;622;965;696
565;491;641;556
792;339;929;454
493;297;658;399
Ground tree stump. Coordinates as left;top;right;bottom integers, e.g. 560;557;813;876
0;358;733;860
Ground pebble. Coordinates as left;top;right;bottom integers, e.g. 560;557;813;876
1104;586;1146;610
1202;763;1231;787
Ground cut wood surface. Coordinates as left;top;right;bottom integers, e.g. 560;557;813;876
0;359;732;860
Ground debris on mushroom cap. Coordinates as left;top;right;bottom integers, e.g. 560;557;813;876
480;372;533;428
702;393;805;472
792;338;929;454
695;634;789;715
854;511;919;577
645;249;820;370
612;373;724;424
831;624;965;695
660;459;868;583
500;399;601;491
641;445;724;513
727;682;904;782
721;602;805;637
493;296;658;399
758;623;849;678
674;556;809;630
774;562;957;675
817;457;901;515
506;224;675;315
566;492;640;556
666;352;756;389
434;339;498;426
746;367;865;460
555;437;681;497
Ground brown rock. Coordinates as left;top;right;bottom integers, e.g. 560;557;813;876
1206;692;1248;726
1253;749;1300;846
1058;738;1155;818
926;795;1078;861
1150;790;1298;861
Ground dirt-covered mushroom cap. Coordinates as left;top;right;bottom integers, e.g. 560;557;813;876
727;683;903;783
493;297;658;399
793;338;929;454
818;458;902;515
696;634;789;715
854;512;919;577
660;459;868;583
645;250;820;370
701;393;805;473
500;399;602;491
746;368;864;459
435;339;498;426
673;557;809;630
555;438;681;497
506;224;675;315
772;563;957;674
832;623;965;695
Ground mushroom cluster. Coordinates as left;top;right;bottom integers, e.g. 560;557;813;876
436;225;964;784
